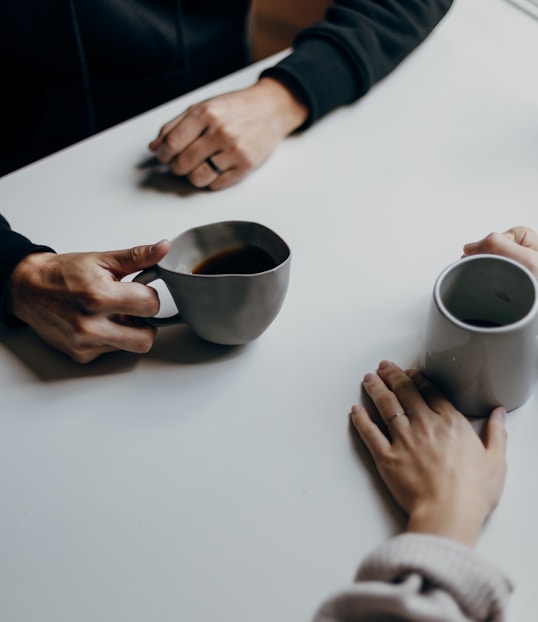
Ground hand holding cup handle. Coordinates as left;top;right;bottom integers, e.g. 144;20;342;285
133;267;185;327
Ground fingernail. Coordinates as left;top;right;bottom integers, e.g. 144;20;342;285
378;360;393;370
362;372;376;383
350;404;360;415
150;240;166;252
463;241;479;253
493;406;507;423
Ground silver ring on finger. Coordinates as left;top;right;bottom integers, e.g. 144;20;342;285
385;412;406;427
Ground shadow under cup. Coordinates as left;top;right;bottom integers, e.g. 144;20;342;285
421;255;538;417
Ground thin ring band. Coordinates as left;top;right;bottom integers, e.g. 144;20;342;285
386;412;405;426
206;156;222;175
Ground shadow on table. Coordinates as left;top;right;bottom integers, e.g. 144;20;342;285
146;324;243;365
347;384;406;532
136;156;202;198
0;323;242;382
0;325;138;381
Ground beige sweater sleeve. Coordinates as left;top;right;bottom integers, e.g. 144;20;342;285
313;533;513;622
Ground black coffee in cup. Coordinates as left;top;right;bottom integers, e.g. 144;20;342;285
192;245;276;275
462;318;504;328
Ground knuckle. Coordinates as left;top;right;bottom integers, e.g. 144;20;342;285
160;133;181;159
70;313;107;345
71;314;94;337
127;245;145;265
77;287;107;314
391;374;412;393
229;144;255;170
213;123;234;143
483;232;502;250
137;330;156;353
138;291;160;316
200;101;220;124
64;334;99;363
188;169;210;188
169;155;187;176
378;450;402;471
126;327;156;354
71;349;98;364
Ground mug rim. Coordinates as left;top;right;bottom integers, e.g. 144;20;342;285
433;253;538;333
160;220;291;277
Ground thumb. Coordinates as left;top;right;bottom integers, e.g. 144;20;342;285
102;240;170;277
484;406;508;459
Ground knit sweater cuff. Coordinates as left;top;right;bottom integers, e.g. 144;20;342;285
357;533;513;621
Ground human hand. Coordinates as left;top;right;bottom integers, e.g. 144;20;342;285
148;77;308;190
351;361;507;547
6;240;170;363
463;226;538;279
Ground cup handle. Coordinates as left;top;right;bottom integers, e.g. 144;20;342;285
132;267;185;327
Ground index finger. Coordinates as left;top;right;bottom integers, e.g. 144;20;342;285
149;111;188;150
95;281;161;318
154;110;208;163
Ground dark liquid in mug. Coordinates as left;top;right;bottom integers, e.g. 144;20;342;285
463;318;504;328
192;245;277;275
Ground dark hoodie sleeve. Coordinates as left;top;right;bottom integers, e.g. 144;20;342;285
0;214;55;325
260;0;454;128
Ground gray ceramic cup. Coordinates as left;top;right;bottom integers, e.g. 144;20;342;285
418;254;538;417
133;221;291;345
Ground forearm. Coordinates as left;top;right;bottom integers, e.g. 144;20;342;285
262;0;454;127
313;534;512;622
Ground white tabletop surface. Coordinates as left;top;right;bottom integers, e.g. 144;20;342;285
1;1;537;620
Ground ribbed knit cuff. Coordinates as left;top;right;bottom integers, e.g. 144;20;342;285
358;533;513;621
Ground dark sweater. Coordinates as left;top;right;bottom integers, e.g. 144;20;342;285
0;0;453;319
0;0;453;176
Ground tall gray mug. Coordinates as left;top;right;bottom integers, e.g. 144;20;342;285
133;221;291;345
418;254;538;417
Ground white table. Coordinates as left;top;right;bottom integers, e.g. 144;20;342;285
1;1;537;619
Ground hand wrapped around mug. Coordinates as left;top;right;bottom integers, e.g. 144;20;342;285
463;225;538;278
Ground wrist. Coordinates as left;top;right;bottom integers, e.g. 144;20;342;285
6;252;56;323
255;77;309;135
407;500;487;548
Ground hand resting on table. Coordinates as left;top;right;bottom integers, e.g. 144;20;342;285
149;77;308;191
351;361;508;547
